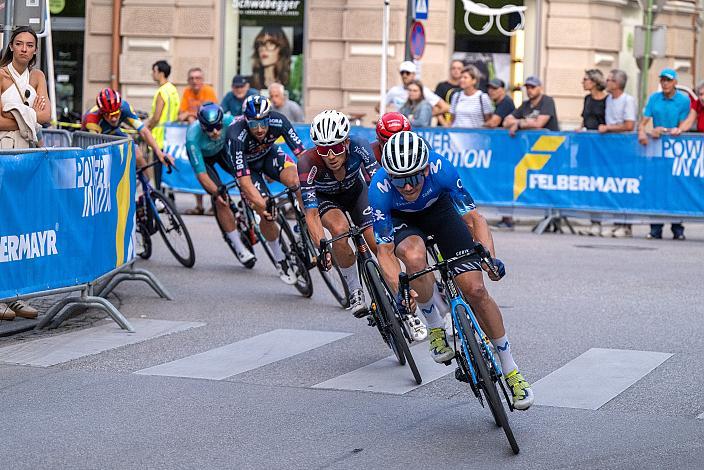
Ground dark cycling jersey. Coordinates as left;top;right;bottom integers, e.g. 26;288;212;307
368;152;476;245
226;111;305;178
186;114;235;174
82;101;144;136
297;136;379;210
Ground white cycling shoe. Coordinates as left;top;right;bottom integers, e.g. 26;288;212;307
236;248;255;265
406;315;428;341
349;289;368;318
276;260;298;285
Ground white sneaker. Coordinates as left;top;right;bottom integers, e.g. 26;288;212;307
276;260;298;285
349;289;368;318
579;222;602;236
406;315;428;341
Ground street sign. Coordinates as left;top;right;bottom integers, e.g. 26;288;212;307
410;21;425;60
414;0;428;20
0;1;46;35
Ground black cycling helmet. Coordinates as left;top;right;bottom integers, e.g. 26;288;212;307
197;102;224;131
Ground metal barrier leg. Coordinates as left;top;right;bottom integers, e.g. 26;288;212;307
96;267;172;300
35;297;76;329
48;296;134;332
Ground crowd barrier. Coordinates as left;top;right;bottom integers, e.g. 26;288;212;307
0;132;171;332
160;124;704;231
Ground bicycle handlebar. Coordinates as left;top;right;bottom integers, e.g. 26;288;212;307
137;158;175;175
400;242;497;285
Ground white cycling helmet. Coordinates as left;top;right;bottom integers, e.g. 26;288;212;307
310;110;350;146
381;131;429;177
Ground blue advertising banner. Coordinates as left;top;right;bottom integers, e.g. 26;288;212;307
0;141;136;299
160;122;704;218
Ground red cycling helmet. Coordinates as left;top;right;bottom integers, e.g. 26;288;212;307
376;112;411;144
96;88;122;114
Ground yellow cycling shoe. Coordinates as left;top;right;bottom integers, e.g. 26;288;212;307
505;369;534;410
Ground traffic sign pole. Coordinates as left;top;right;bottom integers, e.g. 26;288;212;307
3;0;15;49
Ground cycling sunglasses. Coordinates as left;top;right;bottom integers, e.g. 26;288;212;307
315;142;346;157
247;117;270;129
390;172;425;188
103;109;121;118
201;122;222;133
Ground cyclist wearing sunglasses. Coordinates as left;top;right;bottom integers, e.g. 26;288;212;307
82;88;174;169
371;112;411;163
369;131;533;410
185;102;255;265
226;95;305;285
297;110;381;317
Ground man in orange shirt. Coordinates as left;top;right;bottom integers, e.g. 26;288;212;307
179;67;219;214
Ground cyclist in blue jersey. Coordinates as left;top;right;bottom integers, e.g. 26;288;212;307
369;131;534;410
186;102;255;266
226;95;306;285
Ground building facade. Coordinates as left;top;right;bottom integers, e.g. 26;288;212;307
79;0;704;127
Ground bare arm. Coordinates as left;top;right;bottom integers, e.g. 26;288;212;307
377;242;403;294
196;172;219;196
431;99;450;117
483;114;502;128
463;210;495;258
677;108;697;133
599;120;635;133
31;70;51;124
147;94;165;130
138;127;173;164
305;208;325;248
520;114;551;129
237;175;269;216
637;116;651;145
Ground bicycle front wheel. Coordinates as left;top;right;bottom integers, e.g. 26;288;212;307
366;261;422;385
457;305;519;454
279;219;313;298
215;197;256;269
151;189;196;268
302;231;349;308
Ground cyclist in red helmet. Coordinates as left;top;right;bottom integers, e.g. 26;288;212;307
371;112;412;163
82;88;173;168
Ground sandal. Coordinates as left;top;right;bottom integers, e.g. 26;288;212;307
184;207;205;216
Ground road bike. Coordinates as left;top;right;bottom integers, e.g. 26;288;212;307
211;181;257;269
135;161;195;268
399;241;519;454
320;223;422;384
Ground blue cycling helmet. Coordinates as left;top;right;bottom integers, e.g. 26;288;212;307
243;95;271;120
197;102;224;131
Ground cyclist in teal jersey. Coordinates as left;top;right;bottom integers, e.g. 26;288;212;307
186;102;254;264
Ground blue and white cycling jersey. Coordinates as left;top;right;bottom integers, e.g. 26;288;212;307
368;152;476;244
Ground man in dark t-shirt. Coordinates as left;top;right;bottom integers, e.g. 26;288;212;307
435;60;463;126
503;76;560;136
485;79;515;128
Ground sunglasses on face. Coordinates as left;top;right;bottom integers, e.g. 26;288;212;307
659;77;673;82
103;110;121;119
400;71;413;76
391;172;424;188
202;123;222;133
247;118;270;129
316;143;346;157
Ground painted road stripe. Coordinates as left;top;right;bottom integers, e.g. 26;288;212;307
135;329;351;380
533;348;672;410
313;343;453;395
698;412;704;420
0;319;205;367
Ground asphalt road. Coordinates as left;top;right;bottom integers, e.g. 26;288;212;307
1;206;702;469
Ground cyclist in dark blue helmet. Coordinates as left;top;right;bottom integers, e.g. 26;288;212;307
186;102;254;265
226;95;306;285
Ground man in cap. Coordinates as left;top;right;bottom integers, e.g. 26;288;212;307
638;68;691;240
381;61;449;117
503;76;559;136
221;75;258;116
484;78;515;129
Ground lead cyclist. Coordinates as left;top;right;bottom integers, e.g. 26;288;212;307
368;131;534;410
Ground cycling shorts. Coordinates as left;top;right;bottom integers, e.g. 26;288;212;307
245;146;296;197
204;149;236;187
317;179;373;229
391;193;481;275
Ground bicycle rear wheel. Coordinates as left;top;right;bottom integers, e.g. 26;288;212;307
279;219;313;297
245;204;277;267
151;189;196;268
302;231;349;308
365;261;422;385
457;305;519;454
214;197;256;269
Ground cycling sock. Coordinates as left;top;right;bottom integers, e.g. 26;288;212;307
417;296;445;329
339;265;362;292
490;334;518;376
267;239;285;262
226;230;247;253
431;283;450;316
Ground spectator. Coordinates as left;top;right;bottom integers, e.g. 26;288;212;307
382;61;448;117
485;78;515;128
446;65;492;128
638;68;690;240
599;69;637;238
503;76;560;136
0;26;50;321
680;80;704;132
581;69;607;130
399;79;432;127
268;82;304;123
579;69;608;236
146;60;180;149
221;75;257;116
435;59;463;126
179;67;218;215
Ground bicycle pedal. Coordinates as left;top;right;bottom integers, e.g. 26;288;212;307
454;366;469;383
366;316;376;327
442;360;453;366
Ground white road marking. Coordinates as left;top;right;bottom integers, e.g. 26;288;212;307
0;319;205;367
135;329;351;380
313;343;453;395
697;412;704;420
532;348;672;410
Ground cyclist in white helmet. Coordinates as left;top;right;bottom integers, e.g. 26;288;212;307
368;130;534;411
